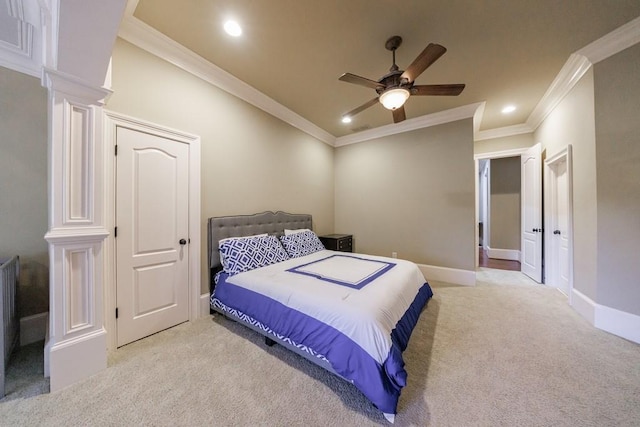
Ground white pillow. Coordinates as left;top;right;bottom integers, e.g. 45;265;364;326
284;228;310;235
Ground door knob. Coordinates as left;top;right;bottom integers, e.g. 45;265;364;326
179;238;187;245
553;230;561;235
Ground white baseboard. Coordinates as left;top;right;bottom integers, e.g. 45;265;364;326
570;288;596;324
487;247;521;261
417;264;476;286
20;312;49;346
571;288;640;344
595;303;640;344
48;329;107;391
200;293;211;317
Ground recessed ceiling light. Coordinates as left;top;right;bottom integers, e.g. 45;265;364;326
341;116;352;124
501;105;516;114
224;20;242;37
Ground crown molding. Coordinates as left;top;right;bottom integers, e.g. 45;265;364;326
117;15;336;146
525;53;592;131
472;101;486;135
124;0;140;17
334;102;484;147
506;16;640;139
473;50;592;142
577;16;640;64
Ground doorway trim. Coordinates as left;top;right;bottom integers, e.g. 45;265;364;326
544;145;574;301
474;147;529;268
478;159;490;252
103;111;201;351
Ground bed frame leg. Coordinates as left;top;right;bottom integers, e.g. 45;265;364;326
265;337;276;347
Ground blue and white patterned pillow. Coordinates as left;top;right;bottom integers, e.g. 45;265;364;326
219;235;290;275
279;230;325;258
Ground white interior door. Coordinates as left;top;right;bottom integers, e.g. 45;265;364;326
545;146;573;297
116;126;190;347
521;143;542;283
552;159;571;294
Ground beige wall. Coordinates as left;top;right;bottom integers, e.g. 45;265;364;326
489;156;520;250
593;43;640;316
534;69;598;300
107;39;335;293
0;66;49;316
334;119;475;271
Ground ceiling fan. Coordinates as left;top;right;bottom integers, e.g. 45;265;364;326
339;36;465;124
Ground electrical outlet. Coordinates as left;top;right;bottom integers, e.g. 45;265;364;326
391;252;397;258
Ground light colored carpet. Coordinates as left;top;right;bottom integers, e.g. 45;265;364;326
1;270;639;426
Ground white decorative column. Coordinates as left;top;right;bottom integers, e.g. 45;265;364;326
43;68;111;391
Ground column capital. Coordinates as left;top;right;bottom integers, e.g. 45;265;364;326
42;67;112;105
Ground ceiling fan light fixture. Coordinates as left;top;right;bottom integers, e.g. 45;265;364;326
379;88;410;110
341;116;352;124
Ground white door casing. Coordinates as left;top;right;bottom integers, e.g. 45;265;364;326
521;143;543;283
482;161;490;250
545;145;574;298
104;111;201;351
474;159;489;268
116;127;190;347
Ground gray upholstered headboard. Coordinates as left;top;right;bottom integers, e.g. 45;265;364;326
207;211;312;288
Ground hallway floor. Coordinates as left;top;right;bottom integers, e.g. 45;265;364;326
478;248;521;271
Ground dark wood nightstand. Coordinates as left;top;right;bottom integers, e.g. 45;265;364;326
319;234;353;253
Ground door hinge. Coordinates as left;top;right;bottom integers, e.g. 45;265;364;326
115;144;118;156
114;226;117;237
115;307;119;319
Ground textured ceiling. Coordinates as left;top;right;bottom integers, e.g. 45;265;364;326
133;1;640;138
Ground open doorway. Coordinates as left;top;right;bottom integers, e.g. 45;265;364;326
477;158;520;271
474;148;541;270
476;151;524;272
476;144;572;288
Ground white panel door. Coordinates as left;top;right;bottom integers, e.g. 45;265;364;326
521;143;542;283
551;159;570;295
116;126;190;347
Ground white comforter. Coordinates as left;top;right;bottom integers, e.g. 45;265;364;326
223;250;427;364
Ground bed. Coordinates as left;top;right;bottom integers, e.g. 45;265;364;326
208;212;432;422
1;255;19;399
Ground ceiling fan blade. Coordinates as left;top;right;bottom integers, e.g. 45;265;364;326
400;43;447;83
392;106;406;123
412;84;465;96
343;97;379;118
339;73;384;90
